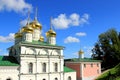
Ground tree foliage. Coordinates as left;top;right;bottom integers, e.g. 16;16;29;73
92;28;120;69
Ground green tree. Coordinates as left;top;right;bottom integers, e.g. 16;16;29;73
92;28;120;69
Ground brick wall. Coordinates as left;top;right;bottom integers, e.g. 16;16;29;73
65;63;81;78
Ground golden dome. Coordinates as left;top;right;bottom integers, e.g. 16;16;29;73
14;28;23;38
22;23;33;33
79;50;84;54
46;17;56;37
15;32;22;38
30;7;42;30
39;35;44;42
46;29;56;37
30;19;42;30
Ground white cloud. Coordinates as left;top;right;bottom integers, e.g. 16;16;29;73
70;13;80;26
76;32;87;37
20;17;33;26
20;19;28;26
52;14;70;29
64;36;80;43
0;33;15;43
0;0;32;13
52;13;89;29
83;46;94;56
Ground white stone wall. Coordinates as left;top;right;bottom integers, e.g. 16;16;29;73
20;56;64;73
0;66;19;80
83;76;96;80
64;72;76;80
22;33;32;42
33;29;40;41
20;46;63;56
19;45;64;80
47;37;56;45
20;75;35;80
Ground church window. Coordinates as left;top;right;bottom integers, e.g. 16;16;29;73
42;63;46;72
68;76;71;80
55;78;58;80
54;63;58;72
29;63;33;73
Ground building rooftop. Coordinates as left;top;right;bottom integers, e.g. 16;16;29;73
65;58;101;62
0;56;19;66
20;41;64;49
64;66;76;72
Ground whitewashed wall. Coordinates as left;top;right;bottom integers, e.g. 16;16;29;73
0;66;19;80
64;72;76;80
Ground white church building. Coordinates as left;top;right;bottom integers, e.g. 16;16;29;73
0;10;76;80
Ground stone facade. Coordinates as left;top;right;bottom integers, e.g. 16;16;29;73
0;11;76;80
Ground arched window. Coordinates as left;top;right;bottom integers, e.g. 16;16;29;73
43;79;46;80
29;63;33;73
42;63;46;72
68;76;71;80
55;63;58;72
6;78;11;80
55;78;58;80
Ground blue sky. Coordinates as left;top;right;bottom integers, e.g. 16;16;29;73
0;0;120;58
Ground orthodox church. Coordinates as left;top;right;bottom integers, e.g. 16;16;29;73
0;10;76;80
0;8;102;80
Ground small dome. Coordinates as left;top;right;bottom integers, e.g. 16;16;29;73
39;35;44;42
15;29;23;38
79;50;84;54
15;32;22;38
46;29;56;37
22;23;33;33
30;20;42;30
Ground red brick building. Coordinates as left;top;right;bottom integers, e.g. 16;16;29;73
65;50;101;80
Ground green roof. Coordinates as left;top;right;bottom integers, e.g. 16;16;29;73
65;58;101;62
0;56;19;66
64;66;75;72
21;41;64;48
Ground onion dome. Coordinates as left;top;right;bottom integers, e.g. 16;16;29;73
79;49;84;54
46;28;56;37
21;11;33;33
46;17;56;37
30;19;42;30
39;35;44;42
30;7;42;30
22;23;33;33
14;30;22;38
